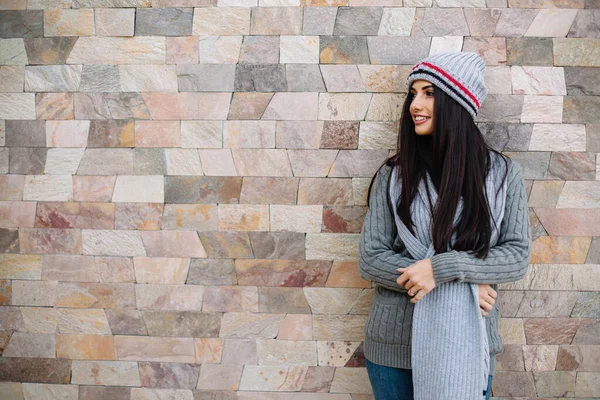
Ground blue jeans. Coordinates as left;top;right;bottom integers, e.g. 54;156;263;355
366;359;493;400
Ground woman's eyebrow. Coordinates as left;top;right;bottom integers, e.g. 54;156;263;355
410;85;434;91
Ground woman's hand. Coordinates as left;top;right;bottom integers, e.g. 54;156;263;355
477;284;497;317
397;259;436;304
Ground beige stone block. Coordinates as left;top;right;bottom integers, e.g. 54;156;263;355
72;360;140;386
512;66;566;95
280;36;319;64
521;96;563;123
251;7;302;35
304;288;362;314
112;176;164;203
485;66;512;95
529;180;564;208
45;148;85;175
575;371;600;397
21;307;58;334
531;236;591;264
277;314;313;341
0;382;23;399
529;124;585;151
525;9;578;37
499;318;527;344
312;315;368;341
318;93;372;121
196;363;243;391
270;205;322;233
195;338;224;364
0;254;42;280
135;120;180;147
218;204;270;231
199;36;243;64
557;181;600;208
358;122;398;151
220;312;284;339
141;231;206;258
95;257;135;283
224;120;276;148
181;120;222;148
239;365;308;391
365;93;404;122
21;383;78;400
199;149;237;176
330;367;372;394
119;65;178;92
42;255;98;282
256;340;317;366
202;286;258;313
56;333;117;360
232;149;292;177
44;8;95;36
287;149;337;177
429;36;464;55
145;92;232;120
165;149;203;176
135;284;203;311
262;92;319;121
57;308;111;335
23;175;73;202
82;230;146;257
357;65;406;93
306;233;359;261
193;8;251;35
275;121;323;149
67;36;165;65
95;8;135;37
12;280;57;307
133;257;190;284
317;341;362;367
161;204;218;231
115;335;195;363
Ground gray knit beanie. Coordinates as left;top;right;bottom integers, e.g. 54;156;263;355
406;52;488;120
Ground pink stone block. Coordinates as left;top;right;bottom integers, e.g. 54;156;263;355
202;286;258;313
42;254;99;282
35;202;115;229
0;201;36;228
0;175;25;201
140;231;206;258
73;176;116;202
196;364;244;391
142;92;231;120
235;260;331;287
19;228;82;255
278;314;313;341
167;36;198;64
115;335;195;363
46;120;90;147
535;208;600;236
133;257;190;284
195;338;224;364
134;120;180;148
95;257;135;283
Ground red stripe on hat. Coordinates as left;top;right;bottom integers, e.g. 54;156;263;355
412;61;481;109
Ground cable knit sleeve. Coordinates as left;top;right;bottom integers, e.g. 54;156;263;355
359;164;418;292
429;160;531;285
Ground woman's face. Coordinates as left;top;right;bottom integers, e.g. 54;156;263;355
409;79;435;136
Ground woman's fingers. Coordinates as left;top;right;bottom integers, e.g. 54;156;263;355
479;299;493;311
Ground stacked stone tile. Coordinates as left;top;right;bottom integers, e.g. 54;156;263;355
0;0;598;398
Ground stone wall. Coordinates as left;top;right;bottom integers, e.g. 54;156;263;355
0;0;599;399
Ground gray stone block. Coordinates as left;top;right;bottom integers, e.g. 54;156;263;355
504;151;550;180
23;37;78;65
333;7;383;36
564;96;600;123
134;148;167;175
0;10;43;38
9;147;47;175
479;123;532;151
506;38;554;66
239;36;279;64
286;64;325;92
565;67;600;95
177;64;236;92
477;94;524;123
319;36;370;64
234;64;287;92
367;37;430;65
80;65;120;92
135;8;194;36
5;120;45;147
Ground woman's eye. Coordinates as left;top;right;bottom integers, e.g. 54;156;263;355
427;91;434;96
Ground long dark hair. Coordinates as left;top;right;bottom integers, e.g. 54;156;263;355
367;84;509;259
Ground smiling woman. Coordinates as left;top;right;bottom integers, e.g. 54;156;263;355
359;52;531;400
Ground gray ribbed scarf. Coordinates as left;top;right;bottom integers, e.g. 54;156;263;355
389;153;508;399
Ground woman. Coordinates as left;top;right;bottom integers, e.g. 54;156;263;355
359;52;531;400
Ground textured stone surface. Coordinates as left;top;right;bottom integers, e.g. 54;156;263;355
258;287;311;314
554;38;600;67
319;36;369;64
507;37;554;66
249;232;304;260
72;360;141;386
188;259;237;286
220;312;284;339
165;176;242;204
136;284;203;311
236;260;331;287
199;232;253;259
251;7;302;35
239;365;308;391
115;336;195;363
257;340;317;366
492;371;536;397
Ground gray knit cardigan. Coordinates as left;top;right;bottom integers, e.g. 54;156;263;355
359;156;531;378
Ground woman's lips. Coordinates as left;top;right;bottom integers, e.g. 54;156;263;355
414;117;430;125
